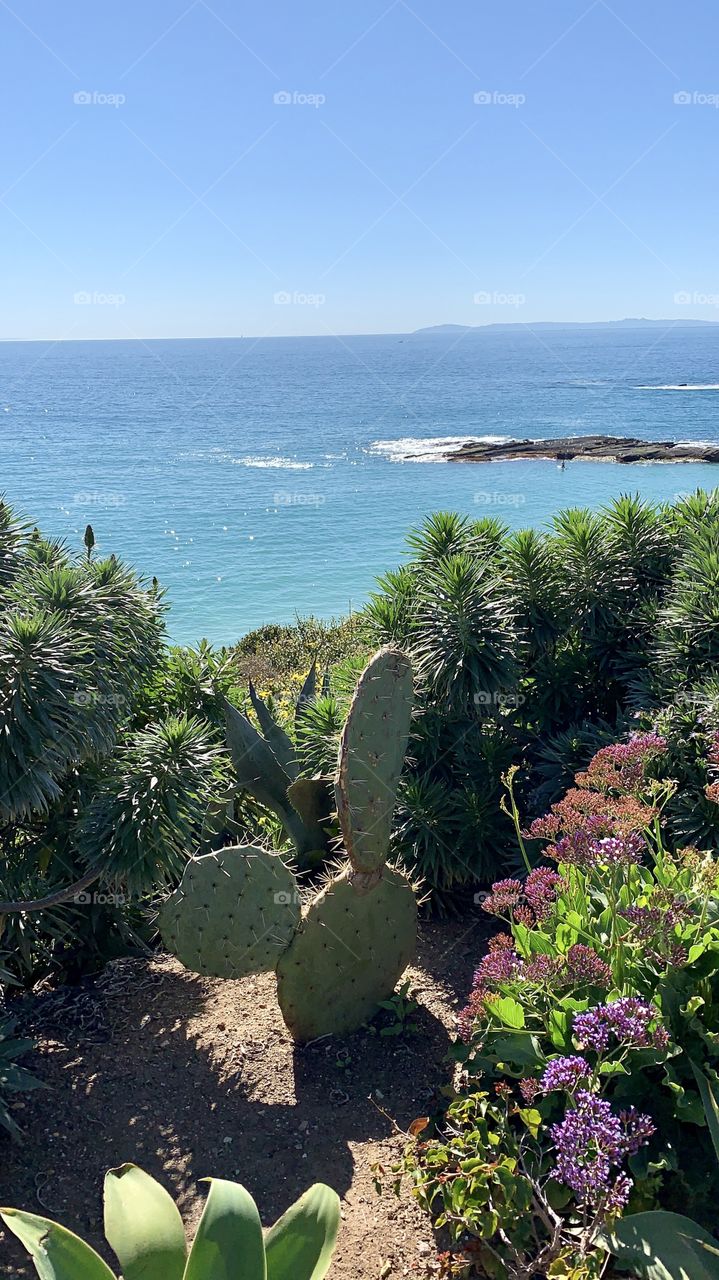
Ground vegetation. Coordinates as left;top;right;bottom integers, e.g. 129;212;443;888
1;1161;340;1279
403;733;719;1275
161;648;418;1041
363;493;719;898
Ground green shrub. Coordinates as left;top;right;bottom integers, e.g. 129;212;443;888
363;490;719;895
403;732;719;1275
0;502;227;987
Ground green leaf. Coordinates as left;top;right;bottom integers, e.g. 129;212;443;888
0;1209;117;1280
184;1179;265;1280
603;1210;719;1280
691;1062;719;1163
104;1164;186;1280
489;997;525;1029
265;1184;340;1280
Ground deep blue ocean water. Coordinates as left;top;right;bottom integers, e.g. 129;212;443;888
2;326;719;645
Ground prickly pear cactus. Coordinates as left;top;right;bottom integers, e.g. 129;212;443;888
276;864;417;1042
160;846;300;979
335;647;413;874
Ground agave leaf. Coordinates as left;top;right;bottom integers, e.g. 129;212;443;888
104;1164;186;1280
248;682;298;780
224;698;292;806
0;1208;117;1280
183;1179;265;1280
265;1184;340;1280
602;1210;719;1280
296;662;317;717
691;1061;719;1164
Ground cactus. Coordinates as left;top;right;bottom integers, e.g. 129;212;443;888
225;664;333;866
336;647;413;874
1;1162;340;1280
276;864;417;1041
162;648;416;1042
160;846;300;978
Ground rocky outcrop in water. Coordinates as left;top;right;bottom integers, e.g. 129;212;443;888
446;435;719;464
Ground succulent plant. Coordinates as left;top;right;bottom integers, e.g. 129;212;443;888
162;648;417;1042
225;664;333;867
1;1161;340;1279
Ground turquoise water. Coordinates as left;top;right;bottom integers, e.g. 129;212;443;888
2;326;719;645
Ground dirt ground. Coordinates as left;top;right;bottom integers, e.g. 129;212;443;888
0;915;487;1279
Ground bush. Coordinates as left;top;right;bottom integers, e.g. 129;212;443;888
0;502;228;987
403;733;719;1275
363;490;719;896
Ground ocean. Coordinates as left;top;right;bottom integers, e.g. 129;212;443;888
2;325;718;645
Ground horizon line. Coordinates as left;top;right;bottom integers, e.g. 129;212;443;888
1;316;717;344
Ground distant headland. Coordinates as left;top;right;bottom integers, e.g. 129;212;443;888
414;318;719;334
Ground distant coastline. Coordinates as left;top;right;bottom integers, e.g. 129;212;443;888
414;318;719;335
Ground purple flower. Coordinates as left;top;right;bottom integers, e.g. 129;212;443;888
540;1055;591;1092
474;945;521;986
573;998;667;1053
524;867;564;920
563;944;612;988
550;1089;654;1207
550;826;645;869
481;878;523;916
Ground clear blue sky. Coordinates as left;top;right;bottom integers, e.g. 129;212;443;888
2;0;718;338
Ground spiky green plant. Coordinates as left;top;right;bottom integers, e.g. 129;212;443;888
1;1162;340;1279
0;501;225;987
162;648;418;1042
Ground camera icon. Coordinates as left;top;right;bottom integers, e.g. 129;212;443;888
674;290;692;305
673;91;692;105
273;90;292;105
73;90;93;105
473;291;491;305
273;290;292;305
74;891;92;904
274;891;292;905
474;691;492;705
473;90;492;105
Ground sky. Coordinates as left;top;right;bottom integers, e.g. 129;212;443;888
1;0;718;339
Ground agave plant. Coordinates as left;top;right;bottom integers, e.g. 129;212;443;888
1;1163;340;1279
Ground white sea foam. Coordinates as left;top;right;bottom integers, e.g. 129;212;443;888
234;456;313;470
635;383;719;391
177;448;313;469
370;435;512;462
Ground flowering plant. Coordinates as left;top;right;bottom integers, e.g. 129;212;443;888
405;733;719;1275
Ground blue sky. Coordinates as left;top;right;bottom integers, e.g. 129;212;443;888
2;0;718;338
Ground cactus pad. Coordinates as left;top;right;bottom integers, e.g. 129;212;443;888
276;865;417;1042
160;845;300;979
335;647;413;873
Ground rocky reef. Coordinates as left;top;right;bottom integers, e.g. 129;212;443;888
446;435;719;464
